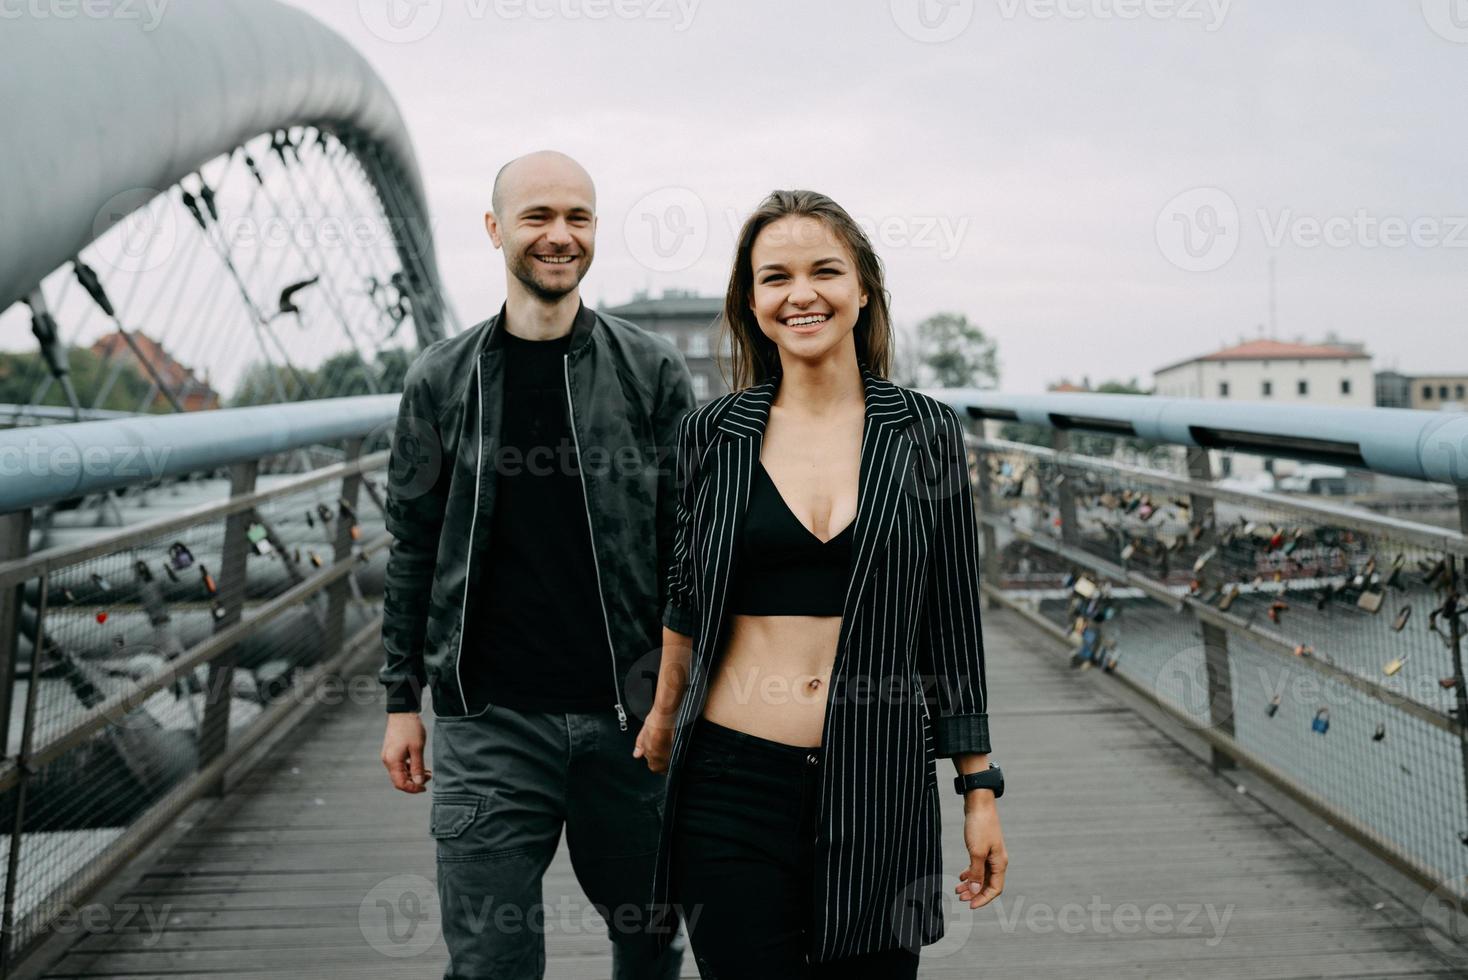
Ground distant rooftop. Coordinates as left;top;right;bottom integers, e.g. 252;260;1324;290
605;288;722;318
1155;337;1370;375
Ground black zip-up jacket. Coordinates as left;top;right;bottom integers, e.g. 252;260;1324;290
378;304;697;727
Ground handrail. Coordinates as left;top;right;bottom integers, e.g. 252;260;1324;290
924;388;1468;486
0;395;400;513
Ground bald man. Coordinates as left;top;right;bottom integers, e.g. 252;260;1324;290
380;151;693;979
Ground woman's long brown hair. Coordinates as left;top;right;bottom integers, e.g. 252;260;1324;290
719;190;893;390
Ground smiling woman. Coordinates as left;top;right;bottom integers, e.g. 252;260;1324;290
634;190;1008;978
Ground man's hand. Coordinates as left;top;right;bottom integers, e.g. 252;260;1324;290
632;707;677;773
382;712;432;793
957;796;1007;909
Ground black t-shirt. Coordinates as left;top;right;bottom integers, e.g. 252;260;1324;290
461;326;617;713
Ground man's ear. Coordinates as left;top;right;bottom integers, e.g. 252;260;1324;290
485;212;502;249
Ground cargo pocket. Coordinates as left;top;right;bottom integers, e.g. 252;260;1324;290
430;793;481;840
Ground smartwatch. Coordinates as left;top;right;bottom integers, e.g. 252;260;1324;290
953;763;1003;799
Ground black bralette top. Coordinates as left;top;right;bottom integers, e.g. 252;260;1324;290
728;461;853;616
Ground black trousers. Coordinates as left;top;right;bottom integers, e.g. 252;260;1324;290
669;717;921;979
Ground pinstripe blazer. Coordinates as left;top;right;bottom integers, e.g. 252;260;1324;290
650;364;992;961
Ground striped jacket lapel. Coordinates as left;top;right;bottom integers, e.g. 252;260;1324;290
703;365;916;659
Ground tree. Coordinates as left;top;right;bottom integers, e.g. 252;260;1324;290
908;312;999;390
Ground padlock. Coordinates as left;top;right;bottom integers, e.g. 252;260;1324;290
318;502;334;523
309;550;323;569
162;563;178;583
1266;694;1281;717
210;599;228;622
1193;547;1217;574
1357;589;1384;614
90;572;113;593
1441;677;1460;690
1218;586;1239;612
1293;644;1313;658
133;560;153;584
1372;723;1385;742
1383;655;1407;677
168;541;194;570
1311;708;1330;734
1392;606;1411;632
247;522;274;556
305;509;315;528
200;564;217;596
1120;543;1136;561
1268;600;1288;624
1386;554;1405;590
1073;577;1098;599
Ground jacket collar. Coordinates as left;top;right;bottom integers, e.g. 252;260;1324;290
478;299;598;357
714;363;914;440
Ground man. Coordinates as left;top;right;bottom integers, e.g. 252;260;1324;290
379;150;694;979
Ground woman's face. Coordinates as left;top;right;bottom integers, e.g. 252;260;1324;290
749;215;867;367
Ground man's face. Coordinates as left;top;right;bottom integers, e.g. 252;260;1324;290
486;163;596;301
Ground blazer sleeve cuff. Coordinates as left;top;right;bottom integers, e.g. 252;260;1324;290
662;599;698;637
935;712;992;757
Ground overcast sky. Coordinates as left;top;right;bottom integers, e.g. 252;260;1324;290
8;1;1466;394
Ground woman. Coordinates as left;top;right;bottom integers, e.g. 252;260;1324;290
633;190;1007;978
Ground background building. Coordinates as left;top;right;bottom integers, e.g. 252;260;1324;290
89;330;221;411
1153;338;1373;408
1374;370;1468;411
606;289;729;403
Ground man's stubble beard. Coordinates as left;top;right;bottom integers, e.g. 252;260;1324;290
507;247;593;303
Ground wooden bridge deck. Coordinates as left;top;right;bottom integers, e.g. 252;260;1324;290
37;607;1464;978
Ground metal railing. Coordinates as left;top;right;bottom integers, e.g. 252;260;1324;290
936;390;1468;920
0;399;398;971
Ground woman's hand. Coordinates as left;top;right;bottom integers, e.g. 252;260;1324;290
957;796;1007;908
633;706;678;773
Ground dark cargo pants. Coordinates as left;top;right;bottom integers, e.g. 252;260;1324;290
430;702;684;980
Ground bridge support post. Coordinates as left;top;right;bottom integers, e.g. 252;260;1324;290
324;438;364;663
1052;430;1079;548
0;510;32;760
1187;447;1236;772
199;461;258;797
0;572;47;972
972;419;1002;609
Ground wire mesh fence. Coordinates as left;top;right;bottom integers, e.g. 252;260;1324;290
971;427;1468;911
0;448;389;965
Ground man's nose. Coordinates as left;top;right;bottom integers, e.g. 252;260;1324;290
546;218;574;246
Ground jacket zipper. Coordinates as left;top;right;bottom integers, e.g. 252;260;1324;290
452;357;484;716
564;353;629;731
